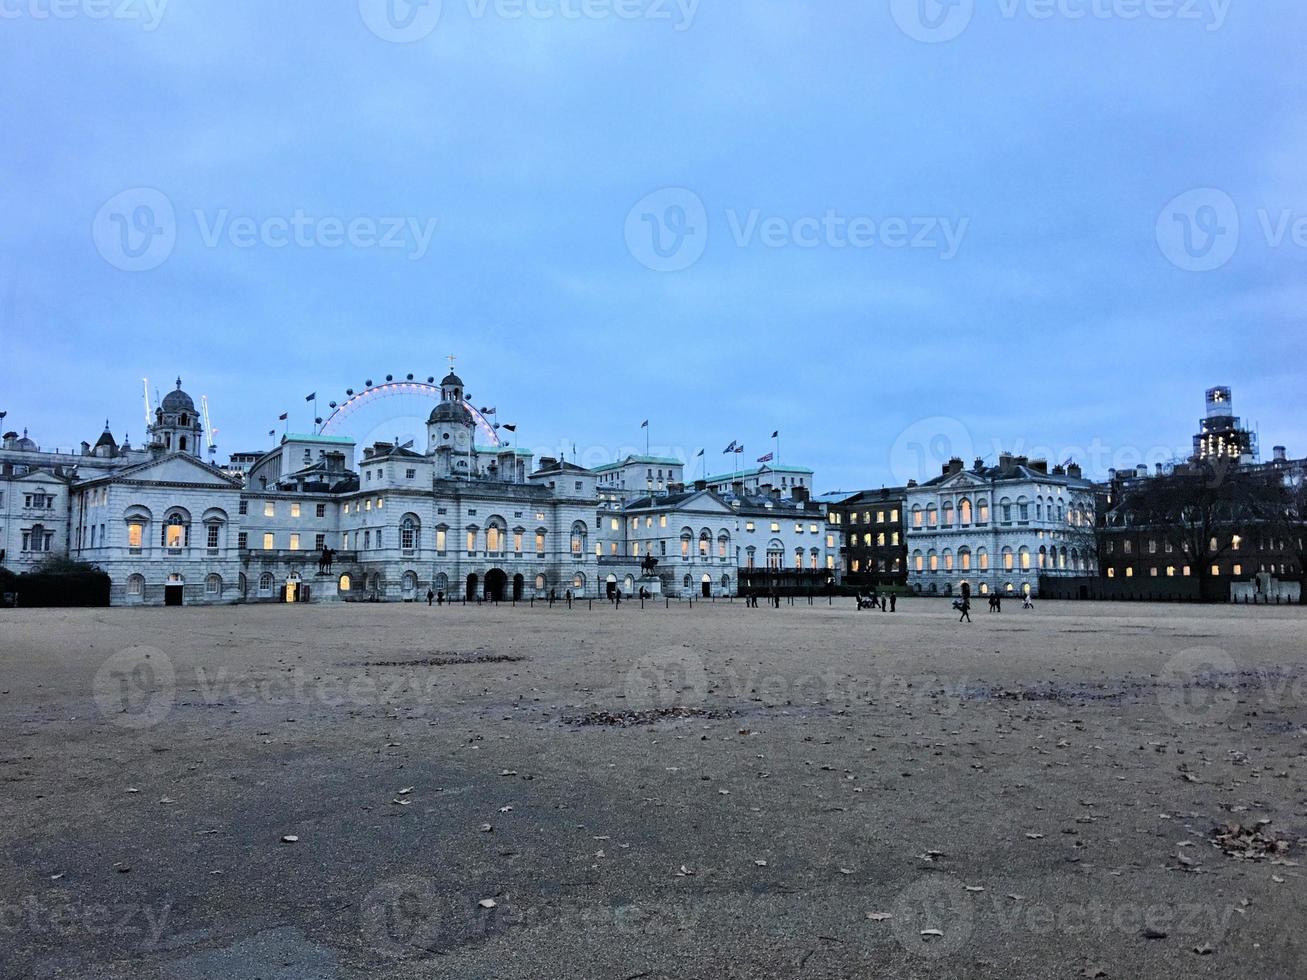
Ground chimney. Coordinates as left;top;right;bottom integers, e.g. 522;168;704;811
771;487;782;501
732;480;745;497
998;452;1015;473
973;457;985;472
1029;458;1048;474
81;441;91;456
1108;468;1117;481
2;431;16;450
945;457;964;475
1273;445;1287;463
669;482;685;493
1067;463;1082;479
760;483;774;496
693;479;707;491
538;456;558;470
1155;463;1164;476
792;485;810;503
1136;464;1149;478
907;479;918;488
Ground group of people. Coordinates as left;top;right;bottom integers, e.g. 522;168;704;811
955;584;1036;621
856;591;897;612
745;591;781;608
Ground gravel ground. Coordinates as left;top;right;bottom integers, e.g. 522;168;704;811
1;598;1305;979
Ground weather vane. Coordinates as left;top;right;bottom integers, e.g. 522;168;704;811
447;354;457;371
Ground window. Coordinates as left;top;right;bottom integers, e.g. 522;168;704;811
291;503;301;518
127;524;143;550
535;532;546;554
342;532;350;550
487;525;501;554
205;574;222;595
264;501;275;517
466;530;477;553
959;499;972;524
259;573;275;594
535;574;547;591
207;525;220;550
365;530;372;549
164;515;187;550
127;574;144;596
406;468;416;480
401;518;417;552
289;533;300;551
436;529;447;553
745;522;755;532
315;533;326;551
239;500;248;515
238;532;248;550
770;522;780;533
263;533;275;550
514;531;523;553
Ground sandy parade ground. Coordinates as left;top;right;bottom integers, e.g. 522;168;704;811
1;598;1305;979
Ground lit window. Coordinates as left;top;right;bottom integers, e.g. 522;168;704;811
291;503;301;518
289;533;300;551
536;532;545;554
264;501;275;517
127;524;143;549
263;532;275;550
436;529;446;552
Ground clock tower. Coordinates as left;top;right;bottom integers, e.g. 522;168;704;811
427;368;476;479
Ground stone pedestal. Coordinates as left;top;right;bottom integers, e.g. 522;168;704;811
637;575;663;597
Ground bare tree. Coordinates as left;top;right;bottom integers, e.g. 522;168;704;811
1111;459;1287;601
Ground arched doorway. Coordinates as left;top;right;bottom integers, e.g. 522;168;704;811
165;573;184;607
465;573;478;599
701;573;712;598
606;574;617;599
402;571;418;601
485;569;507;602
512;573;524;601
286;571;303;603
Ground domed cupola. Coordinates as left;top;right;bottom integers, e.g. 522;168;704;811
150;377;203;457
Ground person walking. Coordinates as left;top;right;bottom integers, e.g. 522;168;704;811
890;593;896;612
958;598;972;623
566;589;573;609
426;588;434;607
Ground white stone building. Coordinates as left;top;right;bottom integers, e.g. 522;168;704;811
904;454;1099;598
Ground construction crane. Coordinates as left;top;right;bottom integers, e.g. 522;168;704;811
201;395;218;461
142;378;153;427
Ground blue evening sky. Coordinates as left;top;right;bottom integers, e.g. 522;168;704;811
1;0;1303;490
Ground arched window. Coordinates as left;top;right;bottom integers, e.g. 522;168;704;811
1019;546;1031;570
794;547;804;569
401;516;419;552
339;574;352;592
486;520;503;555
162;513;188;550
977;547;989;571
1002;547;1014;570
259;573;275;593
1038;546;1048;569
977;498;989;524
238;572;248;596
926;505;938;527
699;530;711;558
205;574;222;595
127;573;145;597
942;501;954;527
912;504;923;528
959;498;972;524
766;540;784;570
928;549;939;572
535;574;547;591
717;531;730;558
959;547;972;571
943;548;954;572
572;573;585;590
680;528;693;558
571;521;588;555
402;571;418;596
913;550;924;572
